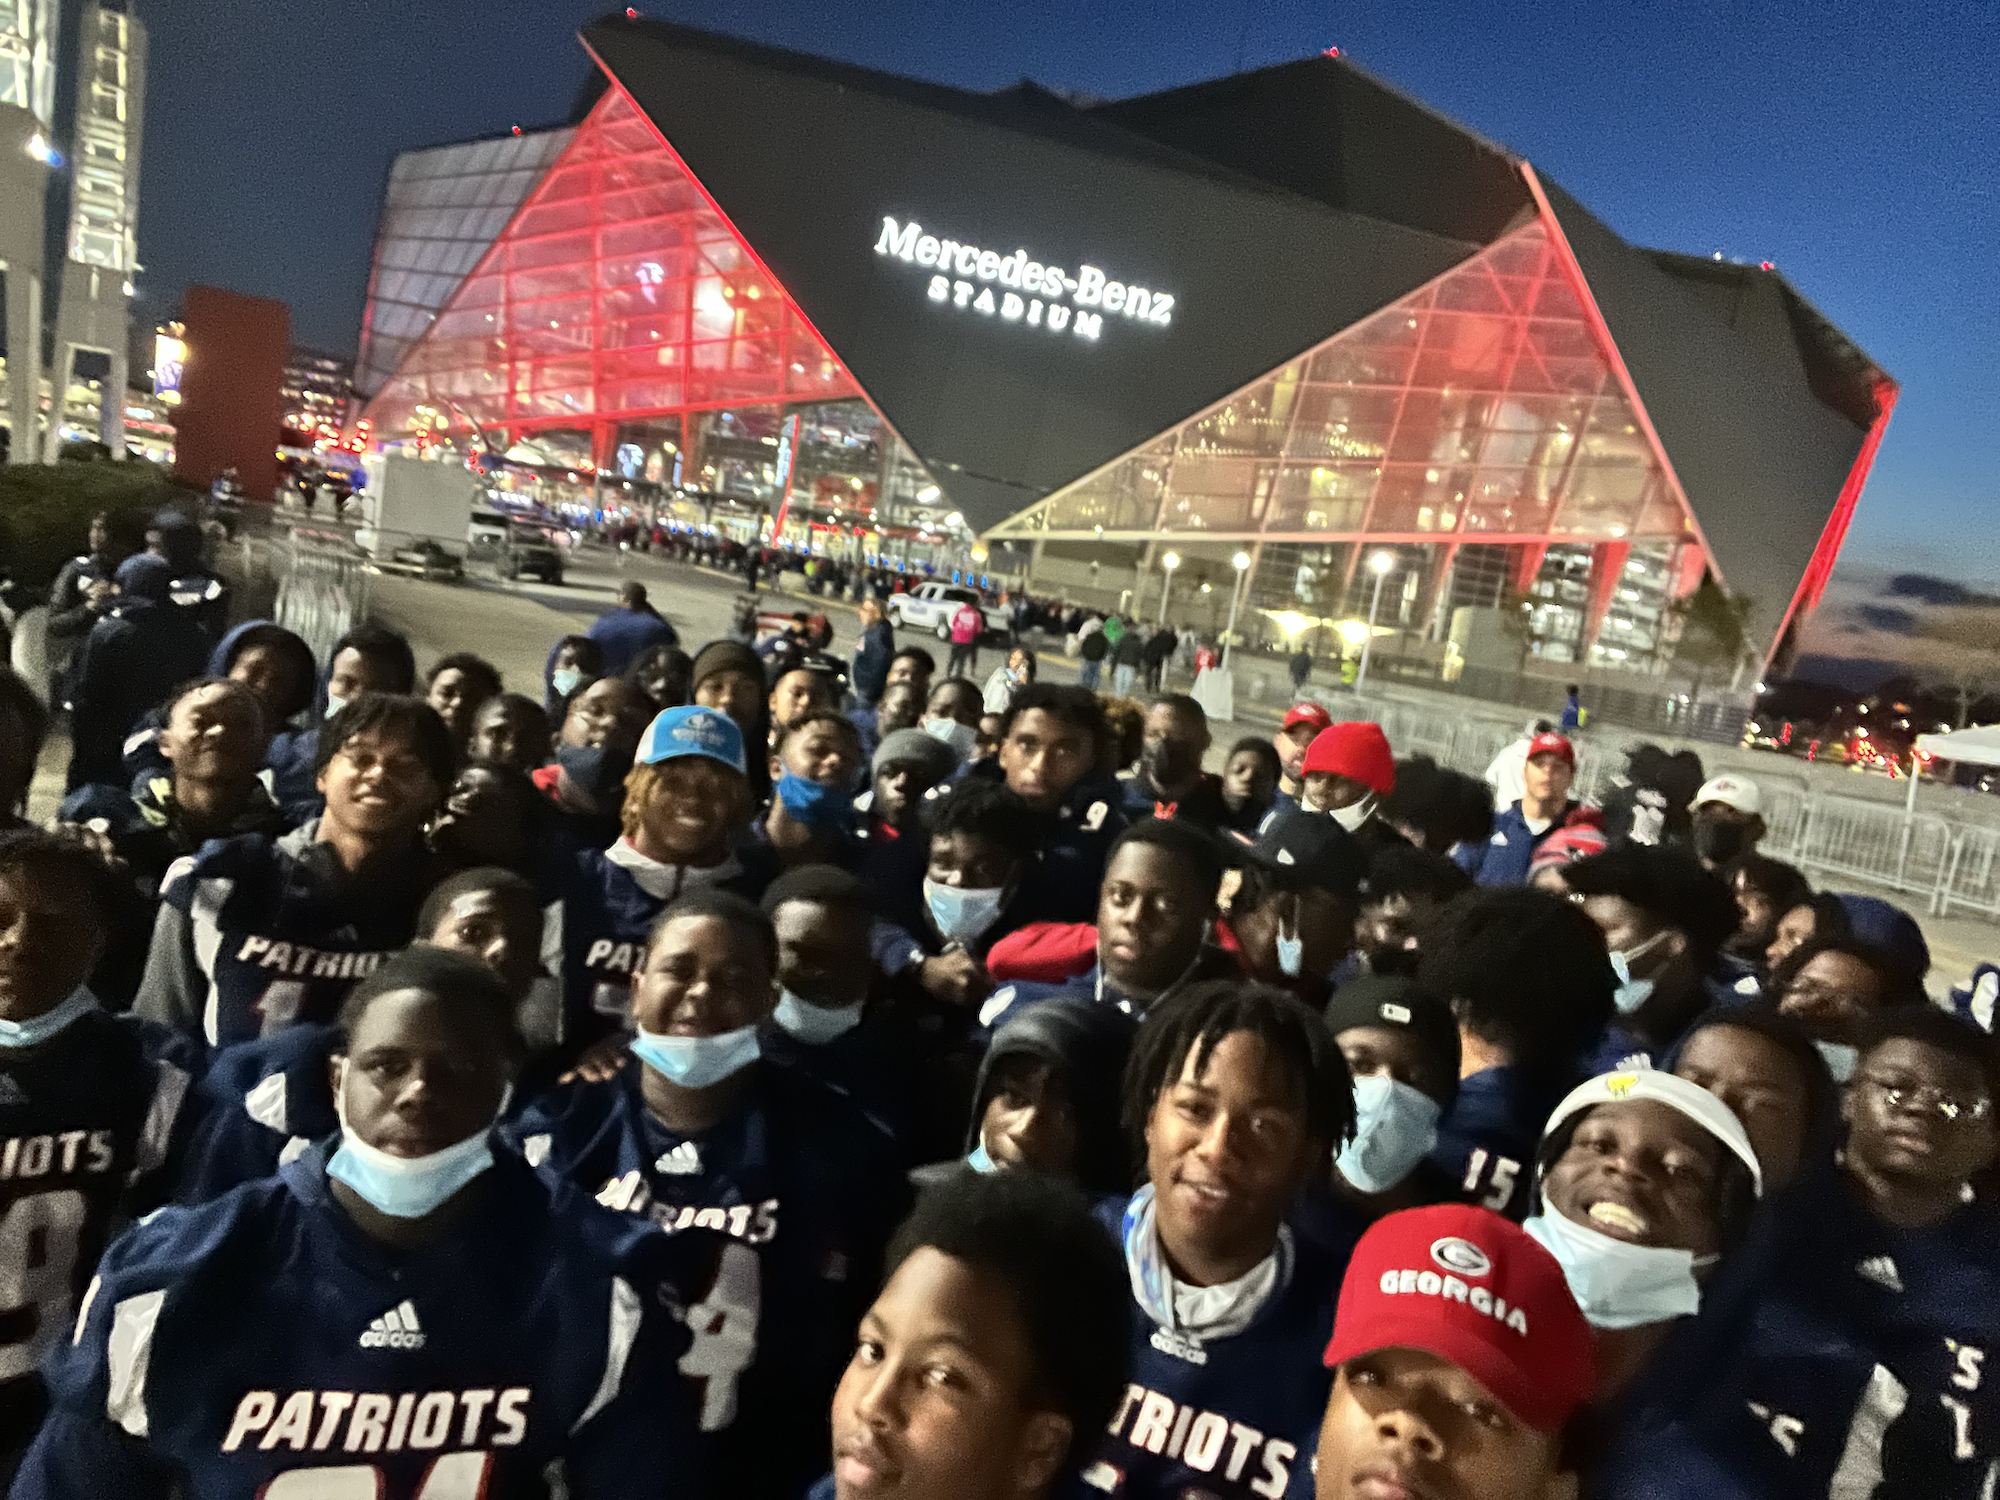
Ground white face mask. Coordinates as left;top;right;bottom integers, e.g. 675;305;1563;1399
1335;1075;1442;1194
772;989;864;1046
1328;795;1375;833
1523;1196;1709;1329
924;878;1006;946
922;718;978;759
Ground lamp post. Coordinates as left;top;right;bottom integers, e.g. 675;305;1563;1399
1222;550;1252;669
1355;549;1395;694
1157;550;1181;627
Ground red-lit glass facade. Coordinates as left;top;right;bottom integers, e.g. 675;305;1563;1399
991;216;1704;665
362;91;941;537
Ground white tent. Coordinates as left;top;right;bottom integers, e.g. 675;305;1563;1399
1916;724;2000;767
1906;723;2000;816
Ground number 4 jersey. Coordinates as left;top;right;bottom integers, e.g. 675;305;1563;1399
15;1144;710;1500
0;1003;194;1462
511;1061;910;1499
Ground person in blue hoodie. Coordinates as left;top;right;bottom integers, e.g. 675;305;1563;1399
121;620;320;790
65;555;210;790
1419;887;1615;1219
586;580;679;675
1085;980;1356;1500
268;623;418;822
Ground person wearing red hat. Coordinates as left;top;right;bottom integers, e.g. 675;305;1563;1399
1268;703;1333;823
1473;732;1583;887
1316;1203;1596;1500
1300;721;1405;856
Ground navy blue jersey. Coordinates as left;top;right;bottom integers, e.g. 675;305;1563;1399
512;1062;908;1498
135;827;435;1053
175;1023;339;1203
16;1146;705;1500
558;844;777;1047
0;1009;194;1456
1084;1197;1338;1500
1428;1066;1563;1221
1595;1179;2000;1500
758;1010;933;1159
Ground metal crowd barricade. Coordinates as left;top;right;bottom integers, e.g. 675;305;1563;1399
273;529;371;666
1938;827;2000;920
1769;796;1957;904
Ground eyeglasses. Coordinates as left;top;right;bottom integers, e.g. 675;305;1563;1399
1859;1075;1993;1124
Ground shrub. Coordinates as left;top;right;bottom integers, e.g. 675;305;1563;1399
0;462;198;590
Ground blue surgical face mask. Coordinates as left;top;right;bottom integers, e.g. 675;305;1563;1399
1609;929;1673;1015
1275;914;1305;979
630;1021;762;1089
551;666;584;699
922;718;978;760
0;987;96;1049
1335;1074;1443;1194
772;988;863;1046
924;878;1007;946
776;770;854;827
323;693;349;721
1524;1198;1708;1329
967;1141;997;1172
1817;1040;1859;1083
325;1068;507;1220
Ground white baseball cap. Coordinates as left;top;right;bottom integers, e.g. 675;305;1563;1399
1694;773;1761;816
1539;1068;1763;1197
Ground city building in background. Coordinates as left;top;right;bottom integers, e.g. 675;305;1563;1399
280;345;353;449
43;0;144;460
170;284;288;501
0;0;57;461
355;16;1892;673
0;0;145;465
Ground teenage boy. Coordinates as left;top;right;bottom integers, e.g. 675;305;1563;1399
994;684;1126;924
135;694;452;1053
1120;696;1226;829
1315;1204;1597;1500
816;1171;1129;1500
534;674;657;853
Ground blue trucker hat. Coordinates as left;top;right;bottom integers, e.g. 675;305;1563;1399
636;706;747;775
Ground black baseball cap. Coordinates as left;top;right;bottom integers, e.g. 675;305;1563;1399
1323;974;1462;1106
1246;810;1368;900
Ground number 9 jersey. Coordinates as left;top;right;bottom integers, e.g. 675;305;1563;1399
13;1144;711;1500
0;1004;193;1469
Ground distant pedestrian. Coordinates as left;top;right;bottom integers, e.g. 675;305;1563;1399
1142;622;1177;691
585;580;677;674
1112;623;1145;697
982;646;1036;713
1289;645;1313;698
1078;618;1110;691
1561;681;1584;732
850;597;896;706
947;598;983;677
66;555;210;790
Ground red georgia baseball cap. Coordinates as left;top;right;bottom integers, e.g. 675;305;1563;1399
1526;731;1576;768
1282;702;1334;735
1323;1204;1596;1434
1301;721;1396;797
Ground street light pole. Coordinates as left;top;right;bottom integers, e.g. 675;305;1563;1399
1356;550;1395;694
1222;550;1251;669
1157;551;1180;628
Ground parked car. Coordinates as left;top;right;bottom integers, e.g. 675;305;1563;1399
497;522;566;584
884;581;1006;640
388;539;463;582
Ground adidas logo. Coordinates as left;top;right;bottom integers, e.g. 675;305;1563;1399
655;1141;702;1176
359;1300;425;1350
1856;1256;1904;1293
0;1075;26;1106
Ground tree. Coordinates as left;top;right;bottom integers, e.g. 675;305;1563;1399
1667;575;1753;703
1911;605;2000;727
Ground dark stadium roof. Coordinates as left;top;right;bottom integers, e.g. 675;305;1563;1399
578;12;1891;648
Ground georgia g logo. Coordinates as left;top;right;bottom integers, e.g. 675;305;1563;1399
1430;1237;1492;1279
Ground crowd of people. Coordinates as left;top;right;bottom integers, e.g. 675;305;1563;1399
0;511;1988;1499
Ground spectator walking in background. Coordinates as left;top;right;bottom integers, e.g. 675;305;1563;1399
1290;643;1313;698
947;596;983;677
1077;617;1109;690
1112;622;1145;696
851;596;896;706
982;646;1035;714
1561;681;1584;732
584;579;677;674
1141;621;1176;691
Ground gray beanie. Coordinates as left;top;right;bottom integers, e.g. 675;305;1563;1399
874;726;959;782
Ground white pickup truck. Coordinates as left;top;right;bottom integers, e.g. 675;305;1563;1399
885;581;1008;640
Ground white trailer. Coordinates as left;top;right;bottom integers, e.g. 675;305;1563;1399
355;454;478;561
